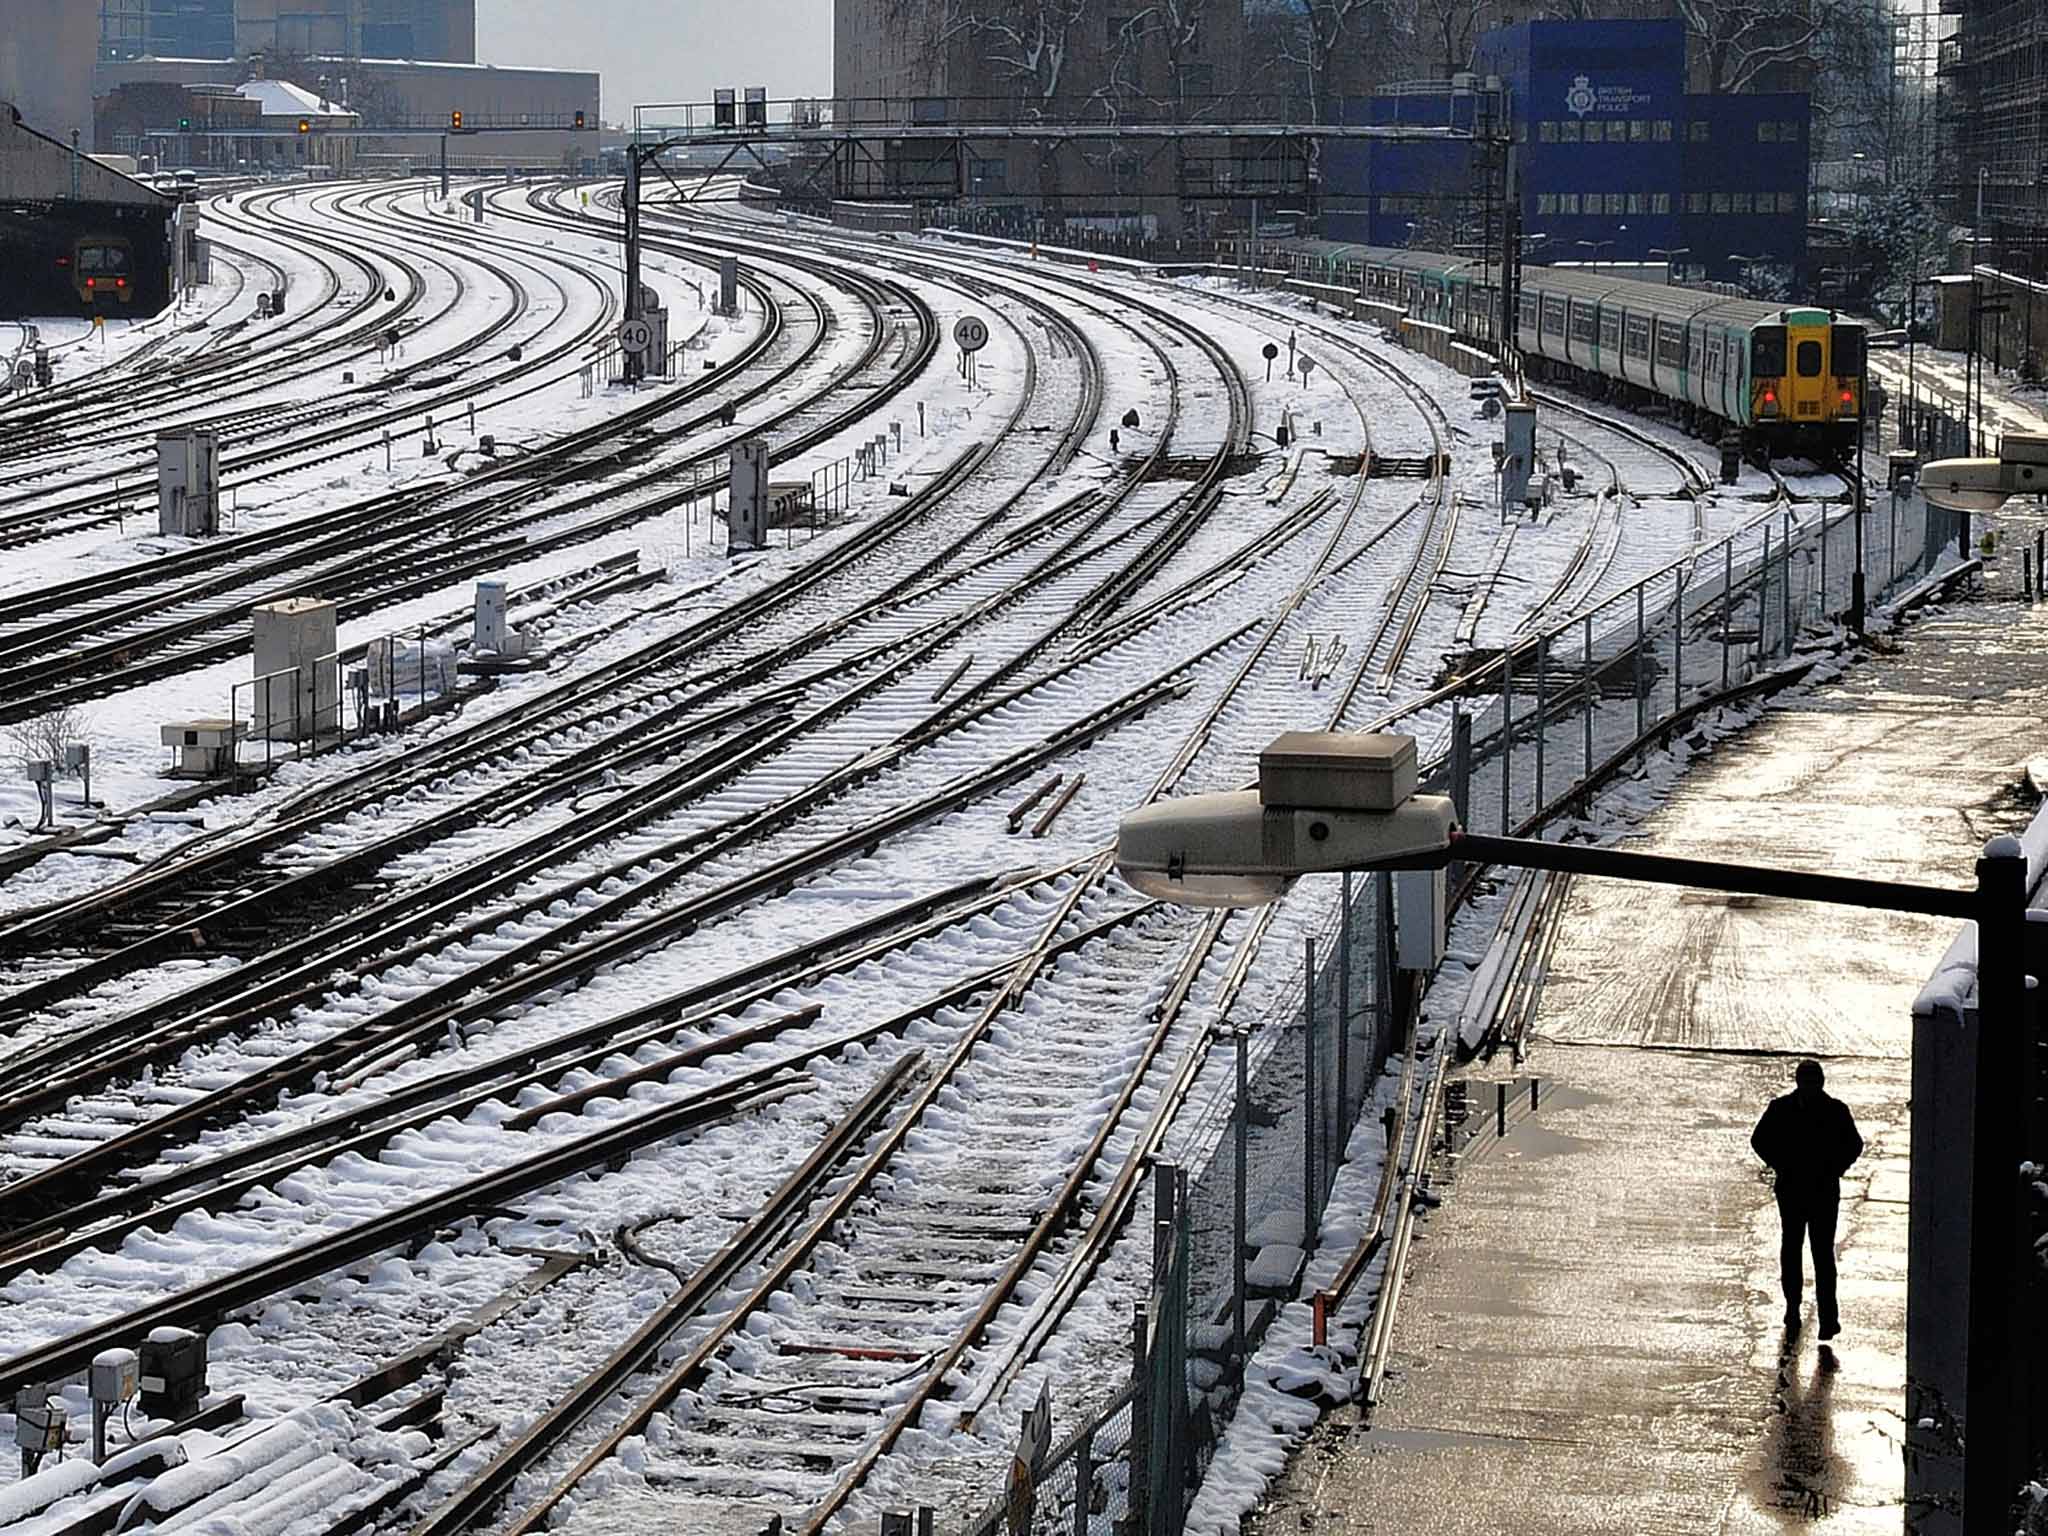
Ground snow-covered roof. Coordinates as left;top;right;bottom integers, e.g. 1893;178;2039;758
236;79;356;118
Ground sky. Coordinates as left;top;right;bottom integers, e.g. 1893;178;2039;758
477;0;833;122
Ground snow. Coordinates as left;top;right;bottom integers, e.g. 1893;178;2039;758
1911;799;2048;1022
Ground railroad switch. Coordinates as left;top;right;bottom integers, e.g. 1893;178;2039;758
139;1326;208;1420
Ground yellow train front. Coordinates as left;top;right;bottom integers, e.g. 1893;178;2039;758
71;237;137;310
1743;308;1867;459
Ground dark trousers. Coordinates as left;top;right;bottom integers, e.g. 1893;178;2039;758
1776;1188;1840;1326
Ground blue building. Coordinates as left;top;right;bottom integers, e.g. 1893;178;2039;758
1321;20;1809;287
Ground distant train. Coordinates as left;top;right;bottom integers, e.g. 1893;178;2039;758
69;236;136;307
1286;243;1868;462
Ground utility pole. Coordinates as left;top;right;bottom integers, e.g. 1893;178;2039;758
439;133;448;201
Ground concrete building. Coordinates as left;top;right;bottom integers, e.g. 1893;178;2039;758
2;0;100;147
94;56;597;172
833;0;1250;235
99;1;474;65
1938;0;2047;269
1322;20;1810;287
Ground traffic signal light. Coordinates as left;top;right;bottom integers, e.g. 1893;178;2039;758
450;109;463;131
573;110;586;130
178;116;191;132
296;118;310;134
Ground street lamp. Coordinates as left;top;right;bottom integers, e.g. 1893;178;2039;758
1575;238;1614;275
1113;725;2035;1528
1727;252;1765;298
1648;245;1689;284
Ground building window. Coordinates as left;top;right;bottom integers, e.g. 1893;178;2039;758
1652;192;1671;214
1689;121;1709;142
1712;191;1731;213
1584;121;1603;142
1733;192;1753;213
1687;192;1707;213
1561;119;1581;141
1626;192;1644;215
1655;119;1673;141
1537;193;1557;214
1778;120;1800;141
1606;193;1626;215
1540;120;1558;142
1561;193;1580;214
1759;121;1779;142
1630;119;1648;141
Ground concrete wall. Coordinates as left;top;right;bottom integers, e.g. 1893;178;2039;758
0;0;99;149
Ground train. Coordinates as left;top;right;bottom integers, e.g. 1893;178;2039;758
69;236;137;308
1274;242;1867;463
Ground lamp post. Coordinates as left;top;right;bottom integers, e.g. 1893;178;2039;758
1115;723;2041;1533
1728;252;1765;299
1648;245;1689;284
1576;237;1614;276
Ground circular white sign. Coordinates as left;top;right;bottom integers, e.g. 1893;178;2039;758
953;315;990;353
617;318;654;354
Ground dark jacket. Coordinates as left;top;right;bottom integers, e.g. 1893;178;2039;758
1751;1088;1863;1199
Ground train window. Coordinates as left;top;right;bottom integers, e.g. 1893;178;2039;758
1752;325;1787;377
1656;322;1683;366
1705;339;1721;378
1625;315;1651;358
1796;339;1823;376
1831;324;1866;377
77;247;109;272
1570;301;1596;342
1600;310;1621;349
1542;294;1566;333
1519;293;1538;327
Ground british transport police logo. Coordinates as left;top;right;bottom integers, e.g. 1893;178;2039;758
1566;75;1597;117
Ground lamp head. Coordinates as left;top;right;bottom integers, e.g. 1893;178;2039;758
1920;434;2048;513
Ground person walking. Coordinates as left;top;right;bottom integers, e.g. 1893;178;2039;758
1751;1059;1863;1338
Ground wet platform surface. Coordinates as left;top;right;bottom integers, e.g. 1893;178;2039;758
1249;582;2048;1535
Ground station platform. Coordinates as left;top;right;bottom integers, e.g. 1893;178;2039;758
1250;581;2048;1534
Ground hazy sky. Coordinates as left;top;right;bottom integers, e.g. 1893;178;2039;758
477;0;833;121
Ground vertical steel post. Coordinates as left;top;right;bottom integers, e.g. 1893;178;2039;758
438;133;448;201
1233;1028;1248;1368
1534;632;1547;817
1501;646;1514;833
1672;572;1685;711
623;148;644;386
1634;584;1646;735
1338;871;1353;1123
1722;538;1733;687
1375;870;1395;1054
1758;524;1771;664
1964;842;2029;1528
1581;614;1594;788
1303;936;1318;1231
1780;510;1794;654
1073;1430;1094;1536
1129;1306;1150;1533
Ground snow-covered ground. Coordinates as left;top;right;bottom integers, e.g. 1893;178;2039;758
0;188;1951;1536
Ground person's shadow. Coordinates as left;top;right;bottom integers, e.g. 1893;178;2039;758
1763;1335;1847;1518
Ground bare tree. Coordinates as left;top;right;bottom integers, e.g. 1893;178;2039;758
7;705;93;777
1675;0;1837;93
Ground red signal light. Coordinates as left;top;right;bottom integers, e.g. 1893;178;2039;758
1840;389;1853;403
116;277;126;288
1762;389;1776;403
85;277;95;289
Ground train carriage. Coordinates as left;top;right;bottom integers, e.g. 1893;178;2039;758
1291;240;1864;461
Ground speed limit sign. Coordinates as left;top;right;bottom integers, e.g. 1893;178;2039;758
617;317;654;355
953;315;990;353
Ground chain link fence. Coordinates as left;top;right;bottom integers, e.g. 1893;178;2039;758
933;475;1971;1536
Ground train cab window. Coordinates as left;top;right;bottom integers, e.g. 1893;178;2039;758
1795;339;1823;377
1830;324;1866;378
1751;325;1787;377
77;245;127;273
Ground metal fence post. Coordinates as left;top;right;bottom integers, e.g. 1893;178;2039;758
1672;572;1685;712
1338;871;1353;1122
1582;614;1593;787
1533;631;1547;816
1233;1028;1248;1369
1819;502;1829;617
1781;510;1793;655
1450;707;1471;823
1757;524;1771;665
1073;1428;1094;1536
1722;538;1733;688
1129;1306;1150;1534
1633;583;1646;736
1375;871;1395;1058
1500;646;1514;833
1303;935;1318;1232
